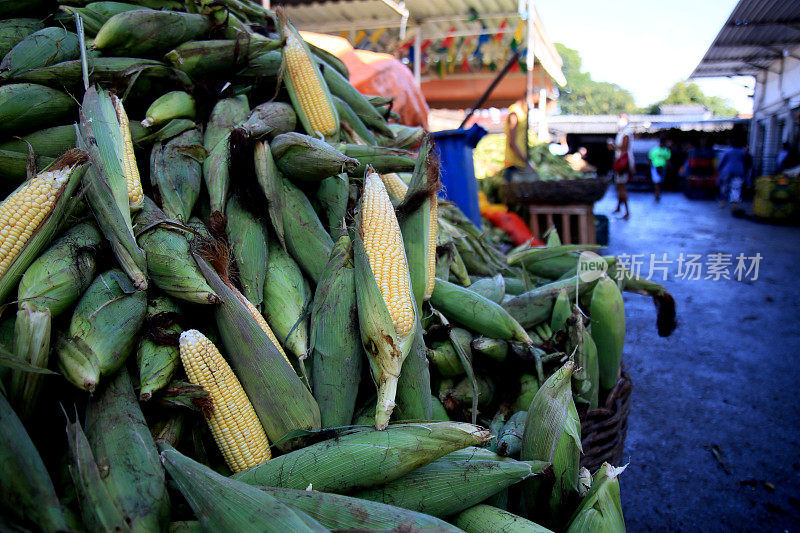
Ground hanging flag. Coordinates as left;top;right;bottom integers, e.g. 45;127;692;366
369;27;387;44
421;38;433;52
510;19;524;51
354;29;367;46
441;26;456;51
494;19;508;43
340;31;349;40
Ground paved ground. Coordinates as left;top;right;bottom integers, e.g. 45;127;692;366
593;190;800;532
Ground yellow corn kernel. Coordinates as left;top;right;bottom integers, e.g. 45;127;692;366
0;168;71;279
179;329;271;472
424;196;438;300
361;172;415;337
232;287;292;366
111;94;143;210
284;32;337;137
380;173;409;202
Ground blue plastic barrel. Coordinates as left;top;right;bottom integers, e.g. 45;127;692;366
431;124;487;228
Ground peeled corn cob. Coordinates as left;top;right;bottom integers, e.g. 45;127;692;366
380;172;409;202
111;93;143;210
179;329;271;472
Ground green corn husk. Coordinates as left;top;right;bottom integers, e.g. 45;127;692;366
431;278;531;344
550;289;571;333
8;307;50;420
0;391;67;532
280;176;334;283
270;132;359;182
164;37;281;78
440;375;494;411
202;132;231;214
137;295;182;400
566;307;599;409
17;222;102;316
79;86;148;289
0;19;44;57
310;235;362;427
135;118;196;146
502;276;597;330
56;269;147;392
84;368;170;532
11;57;189;89
486;410;507;453
316;174;349;239
521;361;581;526
150;128;206;222
453;504;554;533
237;49;281;77
234;422;491;491
259;486;461;532
253;140;285;247
339;144;416;176
333;95;377;145
590;275;625;390
468;275;506;304
497;411;527;457
512;374;539;413
0;151;87;305
565;463;626;533
263;238;310;359
0;125;77;158
65;415;130;533
135;198;219;304
0;83;76;136
0;146;52;182
141;90;196;127
449;245;471;286
238;101;297;139
378;123;425;149
319;59;393;138
472;336;508;362
226;197;268;310
93;9;211;56
169;520;202;533
60;2;147;35
194;254;321;447
160;446;327;533
306;40;348;78
0;27;80;79
431;395;449;421
0;0;49;18
0;315;14;352
204;95;249;151
353;454;549;518
428;328;471;378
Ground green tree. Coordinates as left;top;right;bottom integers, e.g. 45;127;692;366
555;43;637;115
652;81;738;117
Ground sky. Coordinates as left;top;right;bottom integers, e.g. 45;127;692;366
535;0;755;113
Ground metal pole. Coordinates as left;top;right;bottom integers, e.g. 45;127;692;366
414;28;422;85
525;0;535;146
459;50;521;129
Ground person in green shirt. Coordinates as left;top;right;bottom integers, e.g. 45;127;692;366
648;138;671;201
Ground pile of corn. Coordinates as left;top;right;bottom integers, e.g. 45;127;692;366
0;2;677;531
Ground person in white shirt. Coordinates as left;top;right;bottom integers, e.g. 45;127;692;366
608;113;635;219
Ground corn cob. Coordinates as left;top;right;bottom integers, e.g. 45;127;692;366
566;463;626;533
259;487;461;532
333;95;377;145
204;95;249;151
134;198;219;304
394;323;433;421
512;373;540;412
378;123;425;149
472;336;508;362
278;10;338;141
550;288;571;332
142;90;196;127
502;275;596;330
521;361;581;527
566;307;599;409
234;284;291;366
0;27;80;79
439;375;494;410
316;173;349;239
234;422;490;490
84;368;170;532
0;151;87;304
341;144;417;176
310;235;363;427
0;18;44;57
468;274;506;304
160;445;327;532
8;307;50;420
355;171;417;429
270;132;359;182
486;410;507;453
379;172;409;202
0;124;77;159
0;147;53;181
353;453;549;518
238;101;297;139
453;505;554;533
590;275;626;390
0;83;76;136
93;9;211;56
60;2;147;35
136;117;196;145
10;56;185;89
164;38;281;78
138;296;182;400
194;254;319;446
497;410;527;457
56;269;147;392
149;128;205;222
253;140;286;246
110;93;143;210
80;86;148;289
179;329;271;472
263;238;310;360
0;391;67;532
237;49;282;78
280;176;334;283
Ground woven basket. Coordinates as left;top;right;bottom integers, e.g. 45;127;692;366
499;176;609;206
579;370;632;473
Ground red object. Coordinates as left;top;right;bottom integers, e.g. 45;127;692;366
441;26;456;50
482;210;544;246
494;19;508;43
612;153;629;173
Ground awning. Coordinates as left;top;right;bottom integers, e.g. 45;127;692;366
691;0;800;78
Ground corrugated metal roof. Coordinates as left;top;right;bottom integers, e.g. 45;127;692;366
691;0;800;78
545;115;748;135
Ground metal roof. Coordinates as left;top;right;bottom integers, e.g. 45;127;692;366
691;0;800;78
544;115;748;135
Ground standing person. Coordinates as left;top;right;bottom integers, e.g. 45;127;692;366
648;137;671;201
717;138;750;207
504;98;533;181
609;113;635;219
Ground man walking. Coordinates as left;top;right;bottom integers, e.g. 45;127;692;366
648;137;671;201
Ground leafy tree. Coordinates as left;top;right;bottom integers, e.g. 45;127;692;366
554;43;637;115
650;81;738;117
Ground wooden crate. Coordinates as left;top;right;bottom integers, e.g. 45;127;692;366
528;203;596;244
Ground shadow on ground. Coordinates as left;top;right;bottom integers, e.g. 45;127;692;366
594;190;800;531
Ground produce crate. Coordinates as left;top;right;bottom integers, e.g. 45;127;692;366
499;176;609;206
579;370;632;473
753;175;800;220
527;204;596;245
